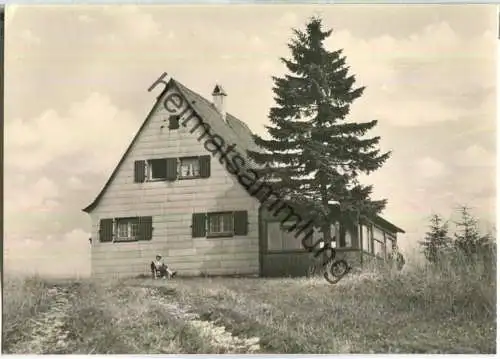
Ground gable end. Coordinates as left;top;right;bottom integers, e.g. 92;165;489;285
82;78;252;213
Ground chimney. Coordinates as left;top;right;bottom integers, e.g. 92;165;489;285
212;84;227;121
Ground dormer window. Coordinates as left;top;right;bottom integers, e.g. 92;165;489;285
168;115;180;130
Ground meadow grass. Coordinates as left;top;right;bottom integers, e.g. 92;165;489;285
2;249;496;354
3;275;53;348
2;276;215;354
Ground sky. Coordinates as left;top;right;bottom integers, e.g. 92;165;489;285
4;4;497;277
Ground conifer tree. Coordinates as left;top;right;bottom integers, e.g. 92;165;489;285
248;17;391;244
419;214;451;264
453;206;490;260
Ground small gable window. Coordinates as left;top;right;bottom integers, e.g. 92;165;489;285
147;159;168;180
168;115;180;130
179;157;201;179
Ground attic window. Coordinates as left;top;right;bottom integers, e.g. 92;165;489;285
179;157;200;179
168;115;180;130
147;159;168;180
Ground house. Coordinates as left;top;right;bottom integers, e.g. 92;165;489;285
82;76;405;278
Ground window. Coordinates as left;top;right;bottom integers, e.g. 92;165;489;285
361;225;371;253
208;213;234;236
374;239;386;258
192;211;248;238
168;115;180;130
147;159;168;180
282;224;304;250
386;235;396;257
117;221;129;238
373;226;385;258
267;222;283;251
266;222;303;252
136;156;210;183
179;157;200;179
115;218;139;241
99;217;153;243
387;235;396;250
338;224;353;248
373;226;384;241
344;229;353;247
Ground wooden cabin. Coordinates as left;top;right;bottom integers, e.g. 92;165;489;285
82;76;404;278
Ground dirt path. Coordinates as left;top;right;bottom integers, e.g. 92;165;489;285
7;286;73;354
8;283;261;354
142;287;261;353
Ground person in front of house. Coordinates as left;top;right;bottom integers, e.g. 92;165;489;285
152;254;177;279
389;246;405;271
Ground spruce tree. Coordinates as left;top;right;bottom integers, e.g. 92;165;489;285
419;214;451;264
453;206;489;260
247;17;391;246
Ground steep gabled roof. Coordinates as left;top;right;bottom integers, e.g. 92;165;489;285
82;78;262;213
82;77;404;234
174;80;262;166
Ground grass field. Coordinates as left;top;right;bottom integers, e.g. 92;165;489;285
3;258;497;354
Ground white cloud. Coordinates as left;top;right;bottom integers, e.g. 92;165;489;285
250;35;262;45
67;175;86;190
327;24;495;128
5;176;60;214
5;6;41;47
101;5;162;41
3;174;66;246
4;229;91;278
416;157;448;178
277;11;299;28
6;92;138;175
455;144;496;167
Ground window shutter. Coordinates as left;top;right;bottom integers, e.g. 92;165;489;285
199;155;211;178
150;159;168;179
134;160;146;183
138;216;153;241
165;157;178;181
233;211;248;236
192;213;207;238
99;218;114;242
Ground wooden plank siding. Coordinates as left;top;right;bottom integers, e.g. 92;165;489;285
89;86;260;278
